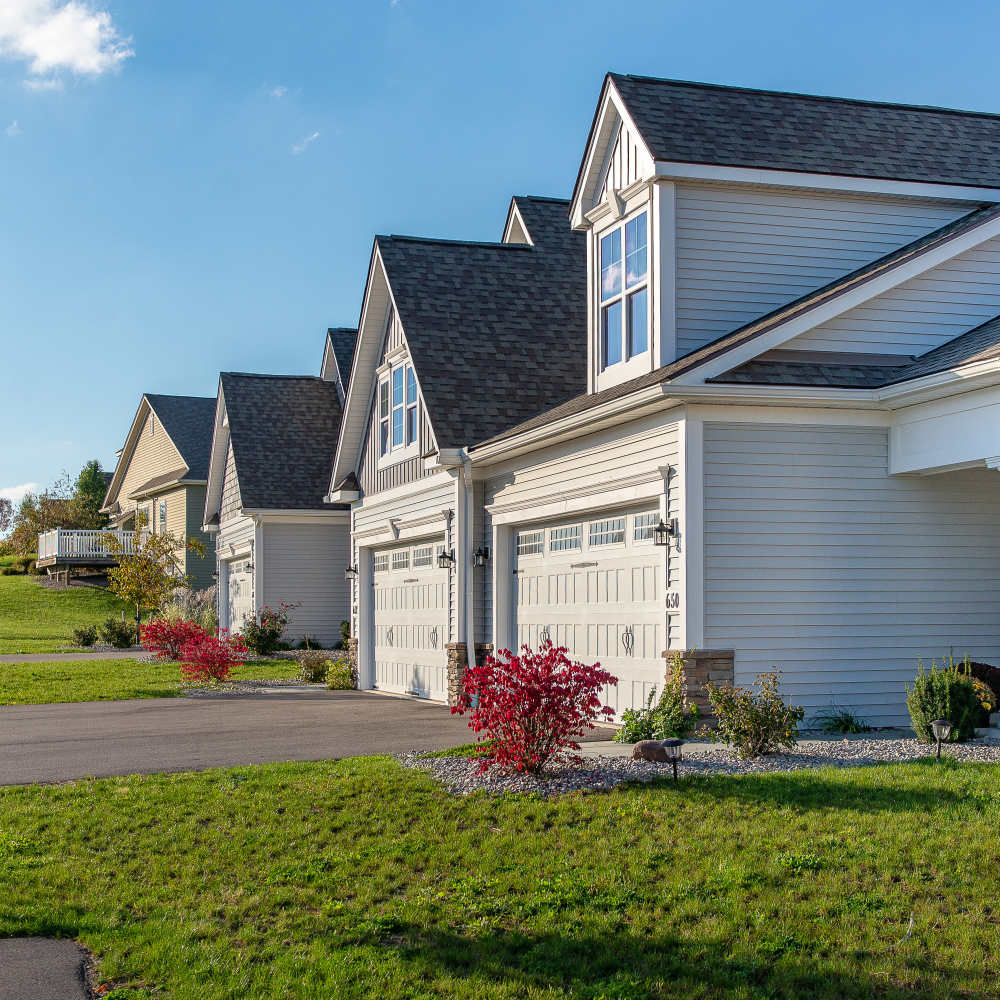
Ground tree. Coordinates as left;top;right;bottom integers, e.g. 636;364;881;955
104;521;206;633
0;497;11;539
75;460;108;528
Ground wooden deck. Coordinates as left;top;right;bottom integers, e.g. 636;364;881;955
36;529;136;571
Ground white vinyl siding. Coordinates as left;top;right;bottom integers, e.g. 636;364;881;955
785;233;1000;356
702;422;1000;727
673;183;968;357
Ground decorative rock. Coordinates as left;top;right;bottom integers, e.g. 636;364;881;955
632;740;669;763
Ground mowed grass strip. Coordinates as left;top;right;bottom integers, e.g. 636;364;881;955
0;758;998;999
0;658;300;705
0;574;132;653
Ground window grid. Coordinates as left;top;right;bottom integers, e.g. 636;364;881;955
391;550;409;571
412;546;433;568
633;511;658;542
517;530;544;557
158;500;167;533
589;517;625;547
549;524;582;552
599;210;649;372
373;553;389;573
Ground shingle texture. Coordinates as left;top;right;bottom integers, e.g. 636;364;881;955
327;328;357;384
221;374;346;511
610;74;1000;188
144;394;216;480
377;196;586;448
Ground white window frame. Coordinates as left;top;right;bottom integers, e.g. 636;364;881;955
412;545;433;568
595;206;651;388
377;358;420;467
516;530;545;558
373;553;389;573
589;517;626;547
549;524;582;552
633;510;658;543
391;549;409;571
158;499;167;533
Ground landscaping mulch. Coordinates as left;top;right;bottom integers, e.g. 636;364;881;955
403;737;1000;797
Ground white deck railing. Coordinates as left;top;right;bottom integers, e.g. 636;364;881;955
37;528;137;562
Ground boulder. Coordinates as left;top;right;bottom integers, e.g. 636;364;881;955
632;740;668;763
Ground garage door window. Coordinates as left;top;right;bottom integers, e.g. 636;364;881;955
412;546;433;568
517;530;544;556
549;525;581;552
392;550;409;571
589;517;625;546
633;511;658;543
374;553;389;573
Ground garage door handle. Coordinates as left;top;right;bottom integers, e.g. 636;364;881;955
571;561;597;569
622;627;635;656
385;627;393;647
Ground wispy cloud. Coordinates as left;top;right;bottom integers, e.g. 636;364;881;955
291;130;319;155
0;0;133;84
0;482;38;503
269;84;287;98
5;119;21;136
22;75;63;91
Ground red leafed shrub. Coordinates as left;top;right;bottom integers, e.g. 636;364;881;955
179;630;248;684
452;640;616;774
140;618;209;662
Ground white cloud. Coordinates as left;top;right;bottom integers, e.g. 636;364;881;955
22;75;63;91
5;119;21;136
269;84;287;98
291;130;319;155
0;482;38;504
0;0;133;82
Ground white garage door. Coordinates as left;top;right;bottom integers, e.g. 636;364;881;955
227;559;254;631
373;539;448;701
513;508;668;716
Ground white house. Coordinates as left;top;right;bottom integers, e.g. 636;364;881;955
331;75;1000;725
204;358;355;647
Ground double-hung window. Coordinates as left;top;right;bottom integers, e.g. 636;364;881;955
379;361;419;459
158;500;167;533
599;211;648;371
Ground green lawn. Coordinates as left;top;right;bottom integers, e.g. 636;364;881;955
0;574;132;653
0;758;998;999
0;658;299;705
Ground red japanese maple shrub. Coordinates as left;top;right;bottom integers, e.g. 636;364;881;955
140;618;209;662
179;630;248;684
452;639;617;774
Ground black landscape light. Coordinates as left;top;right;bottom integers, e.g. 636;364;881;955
931;719;953;759
662;738;684;781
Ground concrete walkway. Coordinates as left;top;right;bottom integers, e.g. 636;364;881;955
0;689;473;785
0;649;142;663
0;938;89;999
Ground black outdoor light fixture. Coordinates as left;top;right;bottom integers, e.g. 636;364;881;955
662;739;684;782
344;565;359;581
653;518;678;547
437;549;456;570
931;718;953;759
473;546;490;568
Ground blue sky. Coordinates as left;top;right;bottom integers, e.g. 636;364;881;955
4;0;1000;502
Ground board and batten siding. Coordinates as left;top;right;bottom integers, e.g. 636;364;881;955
673;184;969;357
702;422;1000;726
785;233;1000;355
260;522;350;647
219;441;242;524
598;122;651;203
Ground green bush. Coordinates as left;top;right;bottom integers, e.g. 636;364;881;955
297;651;329;683
295;635;320;650
71;624;98;647
706;671;805;759
614;653;699;743
98;616;137;649
238;602;295;656
0;566;17;576
906;657;981;743
326;657;357;690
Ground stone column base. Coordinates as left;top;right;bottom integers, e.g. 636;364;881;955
445;642;494;708
663;648;735;718
346;637;359;688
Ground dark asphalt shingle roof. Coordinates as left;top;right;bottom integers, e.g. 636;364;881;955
221;374;346;511
377;196;586;448
471;202;1000;448
510;195;579;252
143;394;216;480
127;468;193;499
327;328;357;384
609;74;1000;188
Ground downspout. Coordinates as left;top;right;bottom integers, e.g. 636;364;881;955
459;449;477;673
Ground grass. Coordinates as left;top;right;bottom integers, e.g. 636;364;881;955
0;658;299;705
0;758;999;999
0;573;132;653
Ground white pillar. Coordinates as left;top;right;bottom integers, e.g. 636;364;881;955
491;523;515;654
356;545;375;690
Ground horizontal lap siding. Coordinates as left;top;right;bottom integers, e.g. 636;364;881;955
786;235;1000;355
674;184;967;356
261;522;350;647
118;409;185;505
702;422;1000;726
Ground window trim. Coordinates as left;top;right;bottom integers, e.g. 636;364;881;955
377;359;420;467
516;529;545;558
633;510;658;544
596;207;650;377
588;516;626;548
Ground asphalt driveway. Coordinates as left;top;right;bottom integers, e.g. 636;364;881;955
0;689;472;786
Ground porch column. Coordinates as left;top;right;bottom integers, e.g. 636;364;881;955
355;545;375;690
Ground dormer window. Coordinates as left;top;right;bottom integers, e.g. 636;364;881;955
600;211;648;370
379;361;419;459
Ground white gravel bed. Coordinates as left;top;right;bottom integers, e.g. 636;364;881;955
182;678;320;697
401;737;1000;797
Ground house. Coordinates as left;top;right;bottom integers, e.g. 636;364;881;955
92;393;217;588
203;367;352;646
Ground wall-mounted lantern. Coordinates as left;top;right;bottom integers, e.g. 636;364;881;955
344;565;359;581
653;519;678;547
473;546;490;568
437;549;456;570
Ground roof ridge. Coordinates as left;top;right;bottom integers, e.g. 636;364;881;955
610;73;1000;123
327;326;357;335
379;234;535;251
222;372;326;382
144;392;215;403
512;194;570;205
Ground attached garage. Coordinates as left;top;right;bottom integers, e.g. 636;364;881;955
512;508;669;716
373;539;449;700
225;557;254;632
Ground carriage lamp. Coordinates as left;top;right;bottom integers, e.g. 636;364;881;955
344;565;359;581
662;739;684;782
473;546;490;568
653;519;678;547
437;549;456;570
931;719;953;759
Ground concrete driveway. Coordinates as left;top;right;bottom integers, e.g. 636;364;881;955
0;689;472;786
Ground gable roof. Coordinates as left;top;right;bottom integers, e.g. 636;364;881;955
326;327;357;384
471;202;1000;450
608;74;1000;189
374;199;587;448
220;373;346;511
143;394;216;480
505;195;579;252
